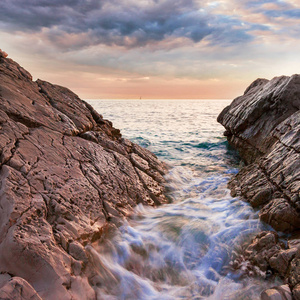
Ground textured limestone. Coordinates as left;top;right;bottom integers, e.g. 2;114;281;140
0;276;42;300
218;75;300;298
0;52;168;299
229;231;300;299
218;75;300;233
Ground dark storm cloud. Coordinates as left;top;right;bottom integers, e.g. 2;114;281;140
0;0;255;49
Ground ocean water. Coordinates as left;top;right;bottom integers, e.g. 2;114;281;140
86;99;280;300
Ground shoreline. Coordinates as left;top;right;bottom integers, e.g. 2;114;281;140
0;51;168;299
218;75;300;299
0;49;299;299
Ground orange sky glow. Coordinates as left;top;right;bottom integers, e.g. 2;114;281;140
1;0;300;99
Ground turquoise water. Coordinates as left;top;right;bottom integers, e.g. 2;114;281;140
86;100;279;299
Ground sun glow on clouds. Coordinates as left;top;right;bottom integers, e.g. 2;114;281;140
0;0;299;99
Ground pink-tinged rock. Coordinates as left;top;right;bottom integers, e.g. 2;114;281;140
218;75;300;290
218;75;300;233
0;276;42;300
0;51;169;299
261;285;292;300
0;49;8;58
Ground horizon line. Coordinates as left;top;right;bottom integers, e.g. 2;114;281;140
85;98;232;101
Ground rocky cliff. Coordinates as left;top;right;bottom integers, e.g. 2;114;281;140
0;50;168;299
218;75;300;299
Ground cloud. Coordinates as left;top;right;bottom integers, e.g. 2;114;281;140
0;0;257;50
1;0;299;52
1;0;300;100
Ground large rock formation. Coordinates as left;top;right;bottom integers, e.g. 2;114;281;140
218;75;300;233
0;51;168;299
218;75;300;299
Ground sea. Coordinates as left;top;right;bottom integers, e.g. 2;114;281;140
86;99;281;300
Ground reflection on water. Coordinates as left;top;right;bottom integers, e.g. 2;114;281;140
87;100;281;299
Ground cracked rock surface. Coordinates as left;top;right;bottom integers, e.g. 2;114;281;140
218;75;300;298
0;52;168;299
218;75;300;232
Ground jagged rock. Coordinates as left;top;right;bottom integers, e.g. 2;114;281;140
0;52;168;299
218;75;300;164
0;49;8;58
269;247;298;276
289;255;300;287
293;284;300;300
218;74;300;233
261;284;292;300
0;276;42;300
228;231;300;298
259;198;299;232
218;75;300;296
243;231;283;273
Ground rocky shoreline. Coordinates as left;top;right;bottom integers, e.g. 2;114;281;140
218;76;300;299
0;50;168;299
1;50;299;299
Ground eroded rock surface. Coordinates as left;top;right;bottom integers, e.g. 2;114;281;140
218;75;300;298
228;231;300;299
218;75;300;232
0;51;168;299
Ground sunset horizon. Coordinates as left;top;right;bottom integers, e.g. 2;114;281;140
0;1;299;299
1;0;300;99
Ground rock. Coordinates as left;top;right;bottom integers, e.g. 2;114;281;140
228;231;283;278
244;231;283;273
261;284;292;300
289;255;300;288
218;75;300;233
269;247;298;276
293;284;300;300
0;277;42;300
0;52;168;299
259;198;299;232
218;75;300;294
229;231;300;296
218;75;300;164
68;241;88;263
0;49;8;58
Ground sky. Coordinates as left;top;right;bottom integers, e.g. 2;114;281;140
0;0;300;99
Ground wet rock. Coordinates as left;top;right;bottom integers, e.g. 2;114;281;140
260;198;299;232
229;231;300;298
218;75;300;294
228;231;283;278
269;247;298;276
218;75;300;233
261;284;292;300
289;255;300;288
244;231;283;273
0;52;168;299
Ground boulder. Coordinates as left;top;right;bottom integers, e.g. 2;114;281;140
0;276;42;300
261;285;292;300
